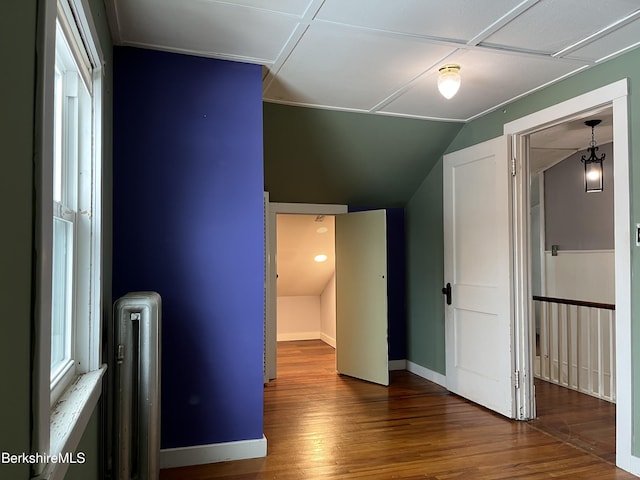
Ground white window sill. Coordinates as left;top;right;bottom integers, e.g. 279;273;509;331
34;365;107;480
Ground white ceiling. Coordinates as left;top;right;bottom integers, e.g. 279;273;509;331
529;106;613;172
106;1;623;295
106;0;640;122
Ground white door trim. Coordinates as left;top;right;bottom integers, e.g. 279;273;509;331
265;202;348;381
504;79;637;475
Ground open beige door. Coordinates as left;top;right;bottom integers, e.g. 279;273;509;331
443;135;515;418
335;210;389;386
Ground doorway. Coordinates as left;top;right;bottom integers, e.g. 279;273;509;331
505;79;633;473
265;203;392;386
526;107;616;462
265;202;347;382
275;213;337;345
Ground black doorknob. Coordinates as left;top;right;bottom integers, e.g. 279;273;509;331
441;282;452;305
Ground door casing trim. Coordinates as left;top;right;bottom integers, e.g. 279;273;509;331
504;79;636;475
264;202;348;381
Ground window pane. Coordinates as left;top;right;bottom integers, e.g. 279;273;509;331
53;66;63;204
51;216;73;379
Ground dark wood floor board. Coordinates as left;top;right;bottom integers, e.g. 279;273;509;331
161;340;633;480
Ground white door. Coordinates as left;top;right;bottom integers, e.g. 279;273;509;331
335;210;389;386
443;135;515;418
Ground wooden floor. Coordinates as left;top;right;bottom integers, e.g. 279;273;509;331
530;377;617;465
161;340;635;479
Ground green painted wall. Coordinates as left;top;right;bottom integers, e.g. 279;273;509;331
0;1;111;478
0;1;37;478
406;161;445;371
406;46;640;454
63;407;100;480
264;102;463;207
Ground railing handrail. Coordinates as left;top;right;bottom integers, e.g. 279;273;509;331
533;295;615;311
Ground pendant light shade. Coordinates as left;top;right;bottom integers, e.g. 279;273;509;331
437;64;461;99
581;119;605;193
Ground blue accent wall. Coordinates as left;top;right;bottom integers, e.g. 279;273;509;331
385;208;407;361
113;47;264;449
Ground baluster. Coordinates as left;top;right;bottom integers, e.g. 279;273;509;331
542;302;547;380
547;301;553;382
609;311;615;401
567;304;573;388
597;308;604;398
576;306;582;392
559;303;566;386
554;303;558;384
587;308;594;393
543;301;550;381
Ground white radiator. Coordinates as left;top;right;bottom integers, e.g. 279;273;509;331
114;292;162;480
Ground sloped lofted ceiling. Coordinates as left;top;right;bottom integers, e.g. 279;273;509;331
263;103;463;206
105;0;636;206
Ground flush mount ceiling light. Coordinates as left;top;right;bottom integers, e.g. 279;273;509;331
581;119;605;193
314;254;328;263
437;64;461;99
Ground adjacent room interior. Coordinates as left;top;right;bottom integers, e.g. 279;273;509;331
528;107;616;462
276;213;337;347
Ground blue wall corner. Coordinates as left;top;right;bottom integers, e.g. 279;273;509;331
385;208;407;361
113;47;264;448
347;206;407;361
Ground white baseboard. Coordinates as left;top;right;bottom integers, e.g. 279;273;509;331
277;332;320;341
320;332;336;348
388;359;407;371
407;361;447;388
277;332;337;347
160;435;267;469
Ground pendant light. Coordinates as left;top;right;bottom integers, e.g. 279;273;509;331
437;64;461;99
581;119;605;193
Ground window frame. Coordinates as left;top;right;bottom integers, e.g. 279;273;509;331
33;0;105;478
50;24;80;403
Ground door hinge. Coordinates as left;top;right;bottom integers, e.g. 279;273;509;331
511;157;517;177
514;370;521;389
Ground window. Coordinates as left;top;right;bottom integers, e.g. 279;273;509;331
50;20;84;401
34;0;105;477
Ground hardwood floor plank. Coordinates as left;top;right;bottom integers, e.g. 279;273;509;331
530;377;617;464
160;340;634;480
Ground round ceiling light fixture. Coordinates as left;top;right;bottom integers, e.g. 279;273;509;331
437;64;461;100
314;254;328;263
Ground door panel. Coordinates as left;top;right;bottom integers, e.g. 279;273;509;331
335;210;389;386
443;135;514;418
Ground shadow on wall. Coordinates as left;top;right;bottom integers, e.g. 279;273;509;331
263;100;463;207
